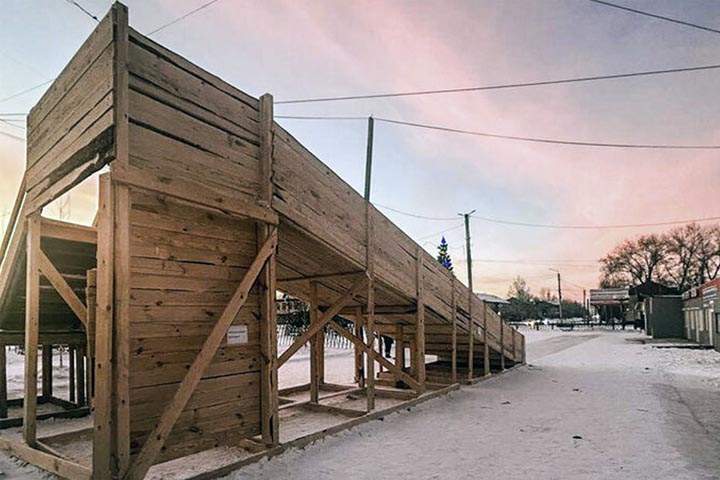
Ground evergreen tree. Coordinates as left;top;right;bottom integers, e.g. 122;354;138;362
437;236;454;272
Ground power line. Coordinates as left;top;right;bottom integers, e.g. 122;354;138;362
588;0;720;36
377;204;458;221
0;119;25;131
63;0;99;22
375;117;720;150
275;63;720;104
0;131;24;141
0;79;54;104
147;0;226;36
416;223;465;241
377;201;720;230
276;115;366;121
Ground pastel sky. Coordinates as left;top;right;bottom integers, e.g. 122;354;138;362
2;0;720;300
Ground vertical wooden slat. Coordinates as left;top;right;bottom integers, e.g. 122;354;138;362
500;318;505;370
69;346;76;403
415;247;426;392
309;281;320;404
365;277;375;411
0;342;6;418
85;268;96;402
483;303;490;376
111;4;130;474
94;175;114;479
41;345;52;401
259;224;279;447
77;346;86;406
354;306;364;388
23;213;41;447
259;93;274;206
467;292;474;381
396;325;405;374
365;203;375;411
113;183;131;475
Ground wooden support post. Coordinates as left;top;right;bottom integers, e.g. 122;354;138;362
511;327;516;364
77;346;86;407
500;319;505;370
365;201;375;411
259;223;279;447
354;306;364;388
366;277;375;411
94;175;115;479
24;213;41;447
85;269;96;402
309;282;320;403
69;346;76;403
396;325;405;373
0;342;7;419
415;247;426;392
467;296;474;381
483;303;490;376
451;277;457;384
113;182;131;476
125;232;277;480
41;345;52;401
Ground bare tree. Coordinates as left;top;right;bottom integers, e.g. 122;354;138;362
662;224;705;292
600;233;668;287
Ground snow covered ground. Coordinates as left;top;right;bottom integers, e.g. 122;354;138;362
229;329;720;480
1;330;719;479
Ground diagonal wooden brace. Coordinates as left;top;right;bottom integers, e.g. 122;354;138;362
38;249;88;328
326;319;422;393
124;229;277;480
277;273;367;368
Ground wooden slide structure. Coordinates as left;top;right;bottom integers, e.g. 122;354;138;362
0;4;525;479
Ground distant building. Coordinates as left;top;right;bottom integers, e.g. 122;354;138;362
682;279;720;352
589;287;629;324
628;281;682;338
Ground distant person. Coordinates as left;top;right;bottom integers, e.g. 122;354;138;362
382;335;394;357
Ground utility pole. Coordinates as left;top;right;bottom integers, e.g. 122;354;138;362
549;268;563;321
582;289;587;322
364;116;374;201
461;210;476;291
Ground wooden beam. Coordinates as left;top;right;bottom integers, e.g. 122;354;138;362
279;270;365;284
259;224;279;447
326;319;422;393
93;174;114;479
483;303;490;376
0;437;92;480
0;342;6;418
85;269;96;360
125;230;277;480
23;213;41;447
365;203;375;411
415;247;426;393
500;320;506;370
38;249;87;327
277;274;367;368
0;174;26;266
77;346;86;407
451;277;457;384
309;282;320;403
339;304;416;316
69;346;76;403
354;306;364;388
113;181;131;476
259;93;274;206
39;217;96;245
41;345;52;401
301;402;365;418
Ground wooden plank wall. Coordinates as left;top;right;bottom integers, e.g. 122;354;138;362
125;30;265;463
25;15;115;213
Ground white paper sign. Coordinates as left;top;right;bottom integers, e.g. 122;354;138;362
227;325;249;345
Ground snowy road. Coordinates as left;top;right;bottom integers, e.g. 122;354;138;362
229;329;720;480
